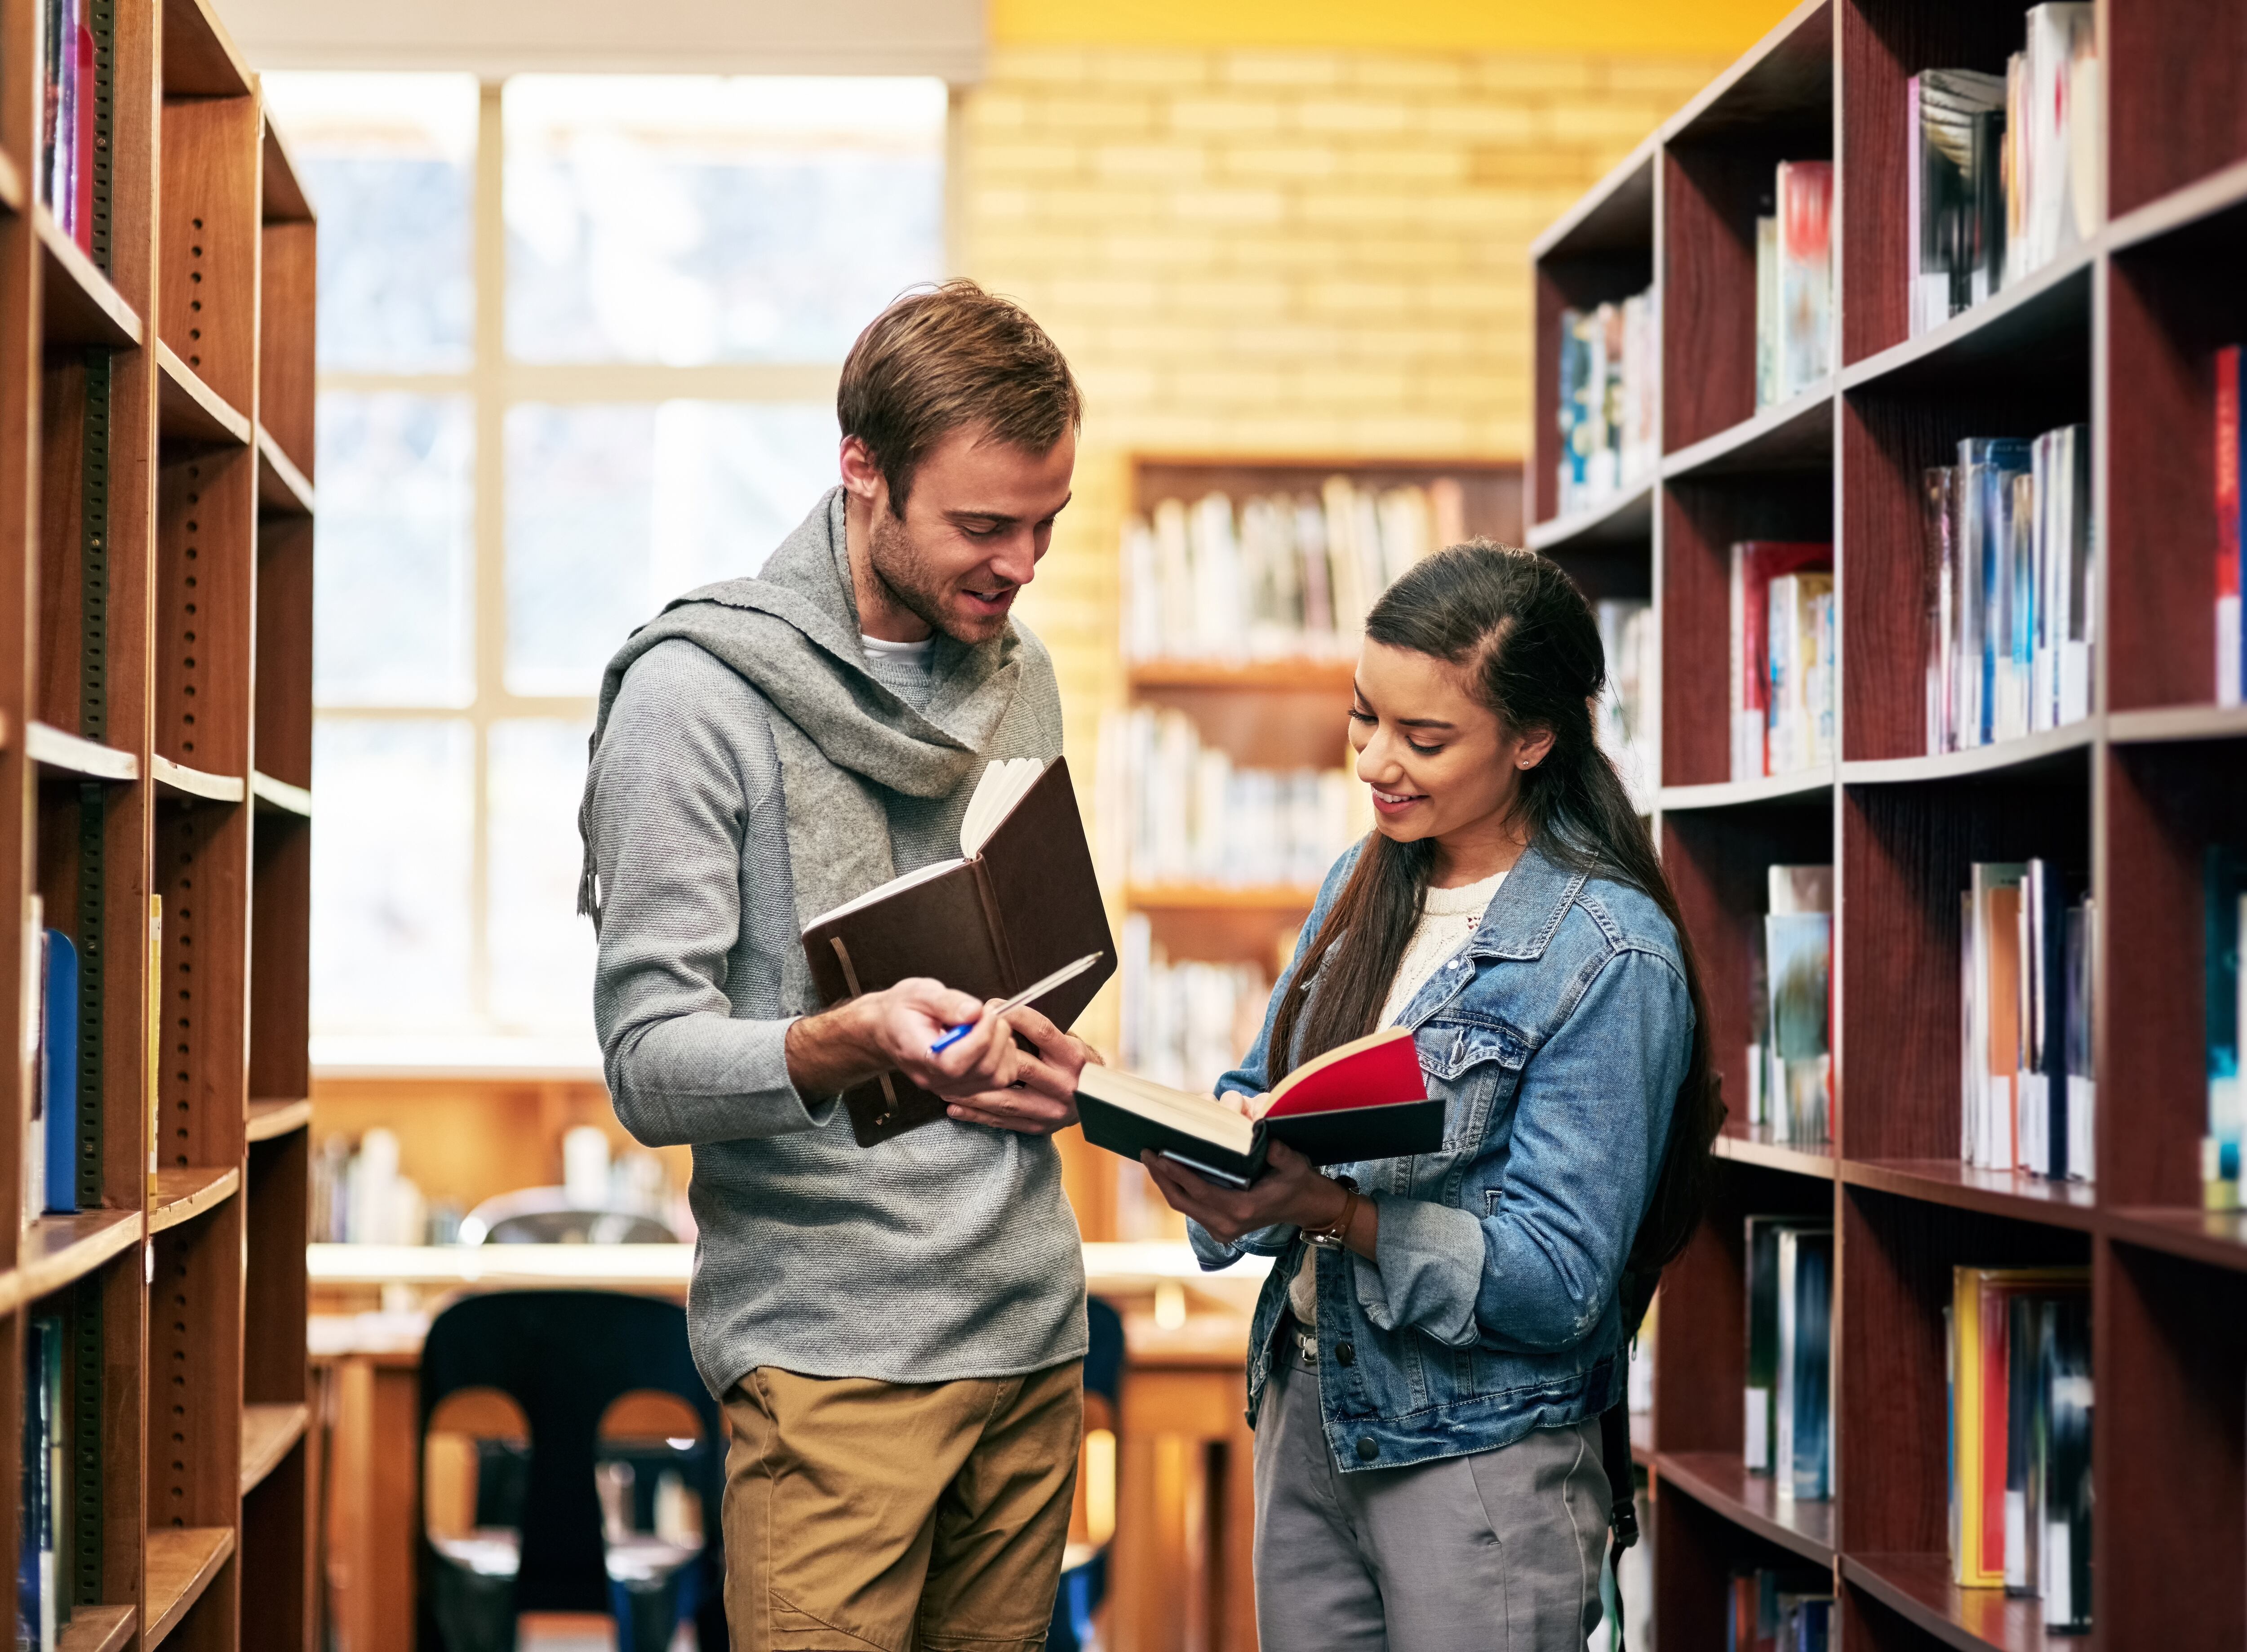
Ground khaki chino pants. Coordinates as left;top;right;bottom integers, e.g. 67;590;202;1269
721;1361;1083;1652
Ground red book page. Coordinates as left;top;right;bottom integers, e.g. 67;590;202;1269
2219;346;2240;606
1262;1028;1426;1117
73;25;93;253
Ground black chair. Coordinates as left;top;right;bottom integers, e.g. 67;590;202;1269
417;1291;725;1652
1048;1296;1126;1652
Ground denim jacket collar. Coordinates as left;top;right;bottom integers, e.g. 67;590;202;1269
1463;839;1586;963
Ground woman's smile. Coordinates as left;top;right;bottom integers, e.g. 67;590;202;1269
1368;784;1427;816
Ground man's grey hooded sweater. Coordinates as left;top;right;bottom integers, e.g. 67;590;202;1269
580;488;1086;1397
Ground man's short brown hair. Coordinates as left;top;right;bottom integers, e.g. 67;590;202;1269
837;280;1083;513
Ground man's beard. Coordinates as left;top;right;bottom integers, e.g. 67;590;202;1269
867;506;1006;643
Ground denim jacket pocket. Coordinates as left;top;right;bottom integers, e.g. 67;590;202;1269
1413;1013;1532;1171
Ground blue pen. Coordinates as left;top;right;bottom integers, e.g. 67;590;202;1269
929;951;1105;1053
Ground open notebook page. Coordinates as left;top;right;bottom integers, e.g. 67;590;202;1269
961;757;1047;855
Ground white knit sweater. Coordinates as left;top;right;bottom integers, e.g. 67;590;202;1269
1289;870;1506;1328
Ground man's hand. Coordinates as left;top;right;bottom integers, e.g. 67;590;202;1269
1142;1138;1350;1245
786;985;1105;1136
943;1003;1103;1137
786;977;1021;1101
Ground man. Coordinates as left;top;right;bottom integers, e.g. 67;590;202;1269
579;280;1098;1652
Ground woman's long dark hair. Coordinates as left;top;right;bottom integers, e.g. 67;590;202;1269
1268;541;1723;1278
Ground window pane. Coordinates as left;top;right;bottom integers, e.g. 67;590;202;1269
504;76;945;364
315;392;475;707
505;400;835;697
260;72;477;373
311;719;475;1032
487;719;598;1039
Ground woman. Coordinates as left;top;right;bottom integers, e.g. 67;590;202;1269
1144;542;1720;1651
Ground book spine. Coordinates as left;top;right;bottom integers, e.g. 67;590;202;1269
969;857;1018;998
2218;345;2241;708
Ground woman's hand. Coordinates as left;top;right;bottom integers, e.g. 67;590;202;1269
1141;1138;1345;1244
944;1003;1101;1136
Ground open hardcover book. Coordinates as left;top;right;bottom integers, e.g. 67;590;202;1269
801;755;1116;1147
1075;1027;1441;1187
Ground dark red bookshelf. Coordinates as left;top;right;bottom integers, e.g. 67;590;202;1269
1531;0;2247;1643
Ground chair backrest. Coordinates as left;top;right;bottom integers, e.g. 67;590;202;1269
417;1291;720;1617
461;1187;676;1246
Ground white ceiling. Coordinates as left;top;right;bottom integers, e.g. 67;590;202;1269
210;0;985;82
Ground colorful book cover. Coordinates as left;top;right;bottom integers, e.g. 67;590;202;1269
41;931;78;1215
1775;1227;1833;1502
1767;913;1832;1146
1730;542;1832;781
1776;161;1833;397
2207;848;2247;1208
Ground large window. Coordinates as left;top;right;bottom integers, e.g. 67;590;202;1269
264;73;948;1066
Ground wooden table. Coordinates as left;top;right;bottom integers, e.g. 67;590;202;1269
310;1243;1267;1652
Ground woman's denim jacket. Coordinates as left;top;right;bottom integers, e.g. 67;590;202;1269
1189;836;1692;1472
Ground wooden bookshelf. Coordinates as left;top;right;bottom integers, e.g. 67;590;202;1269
0;0;316;1647
1530;0;2247;1644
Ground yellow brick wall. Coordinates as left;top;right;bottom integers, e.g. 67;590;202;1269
960;43;1726;1062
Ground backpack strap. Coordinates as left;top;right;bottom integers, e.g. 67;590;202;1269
1597;1266;1660;1651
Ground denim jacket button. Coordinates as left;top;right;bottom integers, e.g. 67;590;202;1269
1355;1437;1379;1462
1336;1341;1356;1367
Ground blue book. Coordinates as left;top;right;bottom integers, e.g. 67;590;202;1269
41;932;77;1215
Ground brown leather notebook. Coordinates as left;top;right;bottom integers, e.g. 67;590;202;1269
801;756;1116;1146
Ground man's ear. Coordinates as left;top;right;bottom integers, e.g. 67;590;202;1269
839;435;886;507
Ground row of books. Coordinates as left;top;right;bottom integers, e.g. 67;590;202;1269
1116;914;1271;1099
18;902;80;1223
1909;5;2099;338
38;0;98;255
1947;1267;2092;1630
1725;1569;1832;1652
1921;425;2093;756
2216;346;2244;708
1594;598;1656;815
313;1128;439;1245
1743;1217;1831;1502
1729;542;1834;783
1746;866;1833;1148
17;1315;67;1652
1753;160;1834;409
1119;480;1464;663
1555;292;1657;519
1960;860;2095;1180
2205;848;2247;1209
1097;707;1356;891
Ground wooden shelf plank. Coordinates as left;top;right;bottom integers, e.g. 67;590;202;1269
1842;1553;2060;1652
2106;153;2247;258
1657;1451;1834;1566
149;1165;240;1234
1126;658;1356;692
2107;703;2247;745
1524;480;1653;555
155;340;252;447
1839;1159;2098;1231
247;1097;313;1141
2105;1208;2247;1273
1838;248;2091;397
143;1526;235;1648
1714;1127;1835;1178
26;721;138;782
1126;883;1322;912
54;1605;135;1652
1529;138;1656;263
261;117;316;223
1839;721;2096;787
19;1209;143;1303
256;425;316;517
160;0;253;97
1659;767;1832;812
1661;377;1834;480
240;1402;309;1494
36;205;142;347
250;769;314;817
151;754;246;804
1659;0;1832;146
